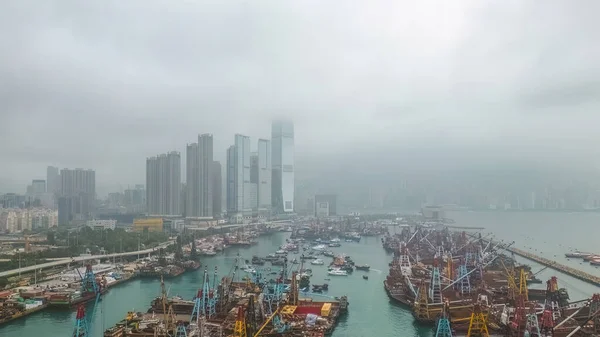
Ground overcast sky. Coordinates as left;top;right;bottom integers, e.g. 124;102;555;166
1;0;600;195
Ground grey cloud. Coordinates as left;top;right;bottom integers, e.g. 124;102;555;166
1;0;600;194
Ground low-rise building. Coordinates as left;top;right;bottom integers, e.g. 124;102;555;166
86;219;117;230
133;218;163;232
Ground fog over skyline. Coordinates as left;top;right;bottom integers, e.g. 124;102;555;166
1;0;600;195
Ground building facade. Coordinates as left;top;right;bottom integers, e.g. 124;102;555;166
146;152;181;216
133;218;163;232
271;120;295;213
185;134;214;218
185;142;199;217
46;166;60;195
198;134;213;217
226;134;253;216
314;194;337;217
226;146;236;214
58;168;96;225
86;219;117;230
257;139;272;212
211;161;222;218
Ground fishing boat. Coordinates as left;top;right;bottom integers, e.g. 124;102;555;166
311;259;325;265
355;264;370;271
328;269;348;276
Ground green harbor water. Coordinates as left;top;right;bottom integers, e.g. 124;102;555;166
1;211;599;337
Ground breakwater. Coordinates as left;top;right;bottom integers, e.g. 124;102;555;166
492;241;600;287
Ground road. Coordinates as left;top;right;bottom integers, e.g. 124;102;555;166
0;241;173;278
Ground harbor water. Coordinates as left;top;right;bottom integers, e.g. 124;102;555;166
1;211;599;337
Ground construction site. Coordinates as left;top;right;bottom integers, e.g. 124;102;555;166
382;226;600;337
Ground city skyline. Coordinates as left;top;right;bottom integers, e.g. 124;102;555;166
3;2;600;195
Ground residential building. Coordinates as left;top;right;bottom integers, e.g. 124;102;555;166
123;186;145;213
46;166;60;195
271;120;295;213
186;143;199;216
211;161;222;218
0;193;26;209
185;134;214;218
31;180;46;195
198;134;213;217
58;168;96;225
146;152;181;216
226;146;236;213
0;208;58;233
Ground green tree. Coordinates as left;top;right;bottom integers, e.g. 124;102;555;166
174;235;183;261
46;231;56;245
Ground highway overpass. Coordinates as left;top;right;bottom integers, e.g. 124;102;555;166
0;241;174;278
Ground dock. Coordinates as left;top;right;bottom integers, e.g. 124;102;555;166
491;241;600;287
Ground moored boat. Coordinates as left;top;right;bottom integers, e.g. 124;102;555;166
564;250;593;258
328;269;348;276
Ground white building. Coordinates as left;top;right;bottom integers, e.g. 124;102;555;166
86;219;117;230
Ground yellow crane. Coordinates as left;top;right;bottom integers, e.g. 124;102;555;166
518;268;529;302
499;259;517;300
233;306;247;337
466;304;489;337
253;308;280;337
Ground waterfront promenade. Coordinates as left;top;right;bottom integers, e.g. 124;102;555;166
0;241;173;278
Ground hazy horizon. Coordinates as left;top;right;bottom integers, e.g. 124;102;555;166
2;1;600;195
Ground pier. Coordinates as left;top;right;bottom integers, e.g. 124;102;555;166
494;241;600;287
